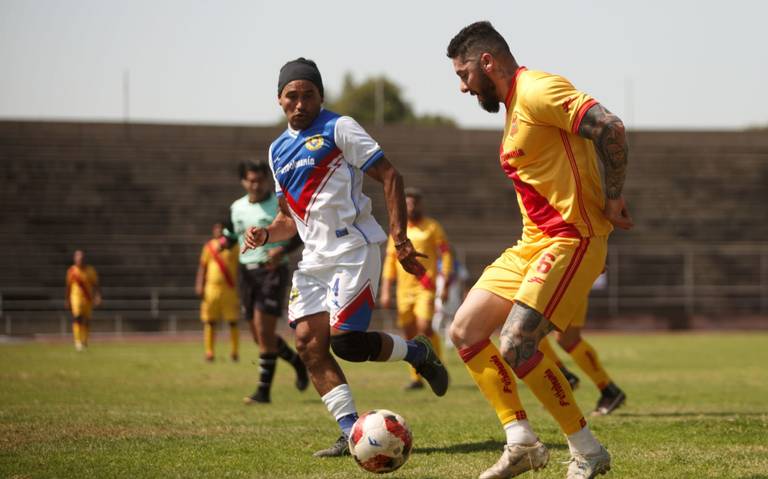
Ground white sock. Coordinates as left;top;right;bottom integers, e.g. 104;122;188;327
321;384;357;420
386;333;408;361
504;419;538;445
567;426;601;456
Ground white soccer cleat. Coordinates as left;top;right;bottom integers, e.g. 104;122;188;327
566;446;611;479
479;440;549;479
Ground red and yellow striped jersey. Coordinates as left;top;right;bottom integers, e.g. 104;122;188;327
501;67;613;244
66;265;98;304
200;240;239;289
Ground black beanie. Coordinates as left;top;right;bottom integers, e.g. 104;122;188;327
277;58;324;98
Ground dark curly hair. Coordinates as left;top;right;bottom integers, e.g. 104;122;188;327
446;21;512;60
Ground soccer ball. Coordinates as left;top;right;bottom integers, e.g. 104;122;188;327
348;409;413;474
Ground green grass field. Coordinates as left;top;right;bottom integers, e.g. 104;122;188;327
2;332;767;478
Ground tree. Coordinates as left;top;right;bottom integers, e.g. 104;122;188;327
326;73;456;128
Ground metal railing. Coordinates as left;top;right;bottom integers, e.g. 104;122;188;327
1;244;768;336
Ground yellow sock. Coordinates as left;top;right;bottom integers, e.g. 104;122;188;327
204;323;215;357
229;323;240;357
81;322;89;345
459;339;527;425
515;352;585;435
538;335;565;369
566;339;611;390
72;322;81;346
429;331;444;362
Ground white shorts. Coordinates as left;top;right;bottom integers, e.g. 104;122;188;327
288;244;381;331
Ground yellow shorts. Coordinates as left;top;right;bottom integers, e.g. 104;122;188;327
396;288;436;328
569;299;588;328
474;236;606;331
201;287;240;323
70;300;92;320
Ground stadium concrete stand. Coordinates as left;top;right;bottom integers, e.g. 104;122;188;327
1;121;767;334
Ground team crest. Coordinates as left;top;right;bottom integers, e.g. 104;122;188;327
508;113;519;136
305;135;324;151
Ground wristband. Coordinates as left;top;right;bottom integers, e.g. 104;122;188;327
260;229;270;247
394;238;409;249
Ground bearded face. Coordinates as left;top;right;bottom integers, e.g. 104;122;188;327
475;65;500;113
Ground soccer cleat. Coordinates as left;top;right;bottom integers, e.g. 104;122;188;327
313;435;350;457
243;389;270;404
561;367;581;390
479;440;549;479
75;342;84;352
294;362;309;391
592;383;626;416
403;380;425;391
230;353;239;362
566;446;611;479
205;353;214;363
413;335;449;397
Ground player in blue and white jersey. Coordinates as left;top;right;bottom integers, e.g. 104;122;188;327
242;58;449;457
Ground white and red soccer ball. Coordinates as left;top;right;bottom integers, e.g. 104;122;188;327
348;409;413;474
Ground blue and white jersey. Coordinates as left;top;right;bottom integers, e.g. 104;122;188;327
268;109;387;262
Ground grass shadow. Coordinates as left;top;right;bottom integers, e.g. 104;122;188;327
415;439;568;455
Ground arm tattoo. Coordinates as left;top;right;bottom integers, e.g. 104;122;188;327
578;104;628;200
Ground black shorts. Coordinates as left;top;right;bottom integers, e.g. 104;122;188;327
239;263;290;318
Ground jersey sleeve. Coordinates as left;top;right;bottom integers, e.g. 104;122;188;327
200;244;210;266
89;267;99;287
524;74;598;134
268;144;284;196
382;236;398;281
334;116;384;171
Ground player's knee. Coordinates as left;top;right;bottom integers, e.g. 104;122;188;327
557;327;580;350
330;331;382;363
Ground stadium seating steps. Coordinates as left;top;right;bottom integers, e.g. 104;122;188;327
1;121;767;329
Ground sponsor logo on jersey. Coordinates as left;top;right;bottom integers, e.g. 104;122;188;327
562;96;576;113
528;276;545;284
277;157;316;175
305;135;324;151
501;148;526;161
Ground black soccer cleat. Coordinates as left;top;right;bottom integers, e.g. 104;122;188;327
413;335;449;397
313;435;350;458
243;389;270;405
592;383;626;416
561;367;581;391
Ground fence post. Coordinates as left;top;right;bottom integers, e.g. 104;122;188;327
150;289;159;319
60;315;67;336
169;315;177;335
4;315;10;336
684;251;695;316
608;248;619;317
115;315;123;338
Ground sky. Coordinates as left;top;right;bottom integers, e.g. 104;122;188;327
1;0;766;130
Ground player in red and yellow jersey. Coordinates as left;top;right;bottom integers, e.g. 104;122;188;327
65;250;101;351
380;188;453;390
447;22;632;479
196;222;240;362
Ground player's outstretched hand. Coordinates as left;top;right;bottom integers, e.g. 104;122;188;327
604;197;634;230
396;239;428;277
242;227;268;253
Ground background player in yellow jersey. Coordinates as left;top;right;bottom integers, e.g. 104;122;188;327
65;250;101;351
196;222;241;362
446;22;633;479
538;272;627;416
380;188;453;390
